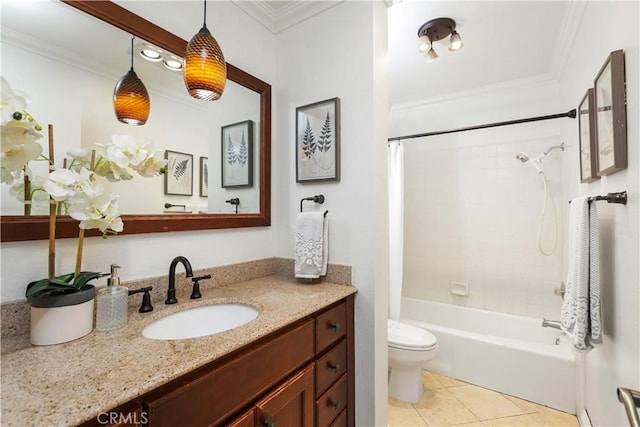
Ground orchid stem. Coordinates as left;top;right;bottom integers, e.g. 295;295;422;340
75;229;85;280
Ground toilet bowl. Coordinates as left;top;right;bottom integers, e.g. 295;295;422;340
388;319;438;403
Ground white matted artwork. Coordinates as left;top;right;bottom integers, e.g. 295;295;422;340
594;49;627;176
164;150;193;196
296;97;340;183
578;88;599;183
221;120;253;188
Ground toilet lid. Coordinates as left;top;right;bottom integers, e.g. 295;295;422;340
388;319;437;351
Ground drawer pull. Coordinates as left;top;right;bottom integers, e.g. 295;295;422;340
327;398;341;410
264;419;276;427
328;361;341;372
329;321;341;332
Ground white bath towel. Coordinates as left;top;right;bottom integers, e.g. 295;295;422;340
561;196;602;351
294;212;329;279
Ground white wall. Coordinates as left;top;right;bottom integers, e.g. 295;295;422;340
273;2;388;425
0;1;277;302
392;81;567;320
558;2;639;425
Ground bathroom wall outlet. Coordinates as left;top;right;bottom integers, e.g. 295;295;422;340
450;281;470;297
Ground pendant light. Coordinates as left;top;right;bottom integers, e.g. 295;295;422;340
183;0;227;101
113;36;150;125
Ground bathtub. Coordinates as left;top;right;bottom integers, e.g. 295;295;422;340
401;297;576;414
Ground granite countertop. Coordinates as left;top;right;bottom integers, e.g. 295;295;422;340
0;275;356;426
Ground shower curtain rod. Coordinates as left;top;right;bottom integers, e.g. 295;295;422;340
388;109;576;142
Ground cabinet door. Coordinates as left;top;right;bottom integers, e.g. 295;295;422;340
228;408;255;427
256;364;314;427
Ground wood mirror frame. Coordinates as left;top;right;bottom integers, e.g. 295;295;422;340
0;1;271;242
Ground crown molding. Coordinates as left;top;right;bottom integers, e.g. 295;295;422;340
548;1;588;80
232;1;343;34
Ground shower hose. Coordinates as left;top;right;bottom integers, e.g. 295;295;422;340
537;172;558;256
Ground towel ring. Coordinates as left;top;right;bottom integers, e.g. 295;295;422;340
300;195;328;217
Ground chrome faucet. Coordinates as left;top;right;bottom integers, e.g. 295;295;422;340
541;318;562;330
165;256;193;304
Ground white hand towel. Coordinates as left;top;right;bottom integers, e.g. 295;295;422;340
294;212;329;279
561;196;602;351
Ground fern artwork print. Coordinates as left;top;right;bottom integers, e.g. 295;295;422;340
295;97;340;183
164;150;193;196
221;120;254;188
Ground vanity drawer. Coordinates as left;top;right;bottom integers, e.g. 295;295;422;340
316;374;347;427
146;319;314;427
316;302;347;353
315;339;347;397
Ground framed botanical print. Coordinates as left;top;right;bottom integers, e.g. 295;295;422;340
221;120;253;188
296;97;340;183
164;150;193;196
594;49;627;176
578;88;599;183
199;156;208;197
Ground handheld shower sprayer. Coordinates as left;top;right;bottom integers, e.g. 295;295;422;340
514;142;566;256
515;152;544;174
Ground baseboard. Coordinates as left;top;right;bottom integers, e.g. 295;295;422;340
578;408;593;427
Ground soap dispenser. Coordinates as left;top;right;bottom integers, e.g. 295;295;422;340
96;264;129;331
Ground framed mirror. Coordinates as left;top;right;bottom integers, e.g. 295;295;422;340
0;0;271;242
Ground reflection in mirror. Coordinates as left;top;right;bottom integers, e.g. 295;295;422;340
0;0;271;241
0;0;260;215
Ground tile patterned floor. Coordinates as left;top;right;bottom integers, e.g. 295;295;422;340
388;371;580;427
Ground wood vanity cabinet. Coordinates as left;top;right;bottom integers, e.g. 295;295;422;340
81;295;354;427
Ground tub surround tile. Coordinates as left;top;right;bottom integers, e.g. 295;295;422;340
1;276;356;426
413;388;480;426
448;385;524;420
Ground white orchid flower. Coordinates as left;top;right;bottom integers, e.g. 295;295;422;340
1;77;27;125
44;168;77;201
71;192;123;234
66;148;92;172
0;136;43;175
132;149;167;177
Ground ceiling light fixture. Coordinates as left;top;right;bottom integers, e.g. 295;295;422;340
139;47;162;62
164;58;183;71
113;36;150;126
417;17;463;62
183;0;227;101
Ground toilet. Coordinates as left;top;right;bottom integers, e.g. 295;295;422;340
388;319;438;403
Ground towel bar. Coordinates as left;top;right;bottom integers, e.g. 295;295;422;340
568;191;627;205
618;387;640;427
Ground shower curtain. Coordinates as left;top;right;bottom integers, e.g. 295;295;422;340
388;141;404;320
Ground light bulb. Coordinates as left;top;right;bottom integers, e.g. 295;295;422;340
449;30;463;51
425;47;439;63
417;35;431;53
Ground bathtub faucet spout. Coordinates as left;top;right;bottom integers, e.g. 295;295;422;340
542;318;562;330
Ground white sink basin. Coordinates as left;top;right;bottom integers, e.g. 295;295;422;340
142;303;259;340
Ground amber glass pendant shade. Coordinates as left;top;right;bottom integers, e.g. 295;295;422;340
183;25;227;101
113;69;150;125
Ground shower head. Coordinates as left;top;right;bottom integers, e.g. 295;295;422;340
516;152;544;174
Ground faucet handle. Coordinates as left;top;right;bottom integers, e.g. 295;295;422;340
129;286;154;313
190;274;212;299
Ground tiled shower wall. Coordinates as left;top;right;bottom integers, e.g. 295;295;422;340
402;134;566;319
